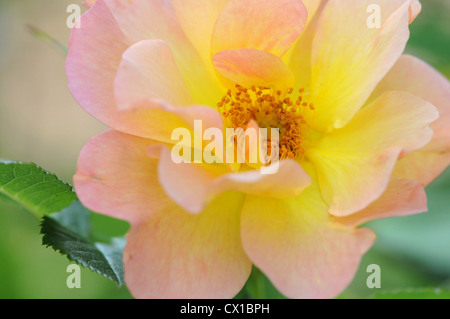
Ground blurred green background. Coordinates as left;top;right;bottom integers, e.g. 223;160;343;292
0;0;449;299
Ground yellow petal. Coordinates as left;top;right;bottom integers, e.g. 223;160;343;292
241;169;375;298
286;0;324;91
307;0;412;132
172;0;229;63
307;91;438;216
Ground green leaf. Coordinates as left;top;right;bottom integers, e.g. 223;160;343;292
0;161;126;285
41;201;125;285
372;288;450;299
0;161;77;218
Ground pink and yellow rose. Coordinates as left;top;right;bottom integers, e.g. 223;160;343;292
68;0;450;298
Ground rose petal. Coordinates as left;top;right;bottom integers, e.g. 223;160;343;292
124;192;252;299
241;173;375;299
307;91;438;216
307;0;412;132
286;0;325;90
172;0;229;63
211;0;307;57
156;146;311;214
394;141;450;186
67;0;222;140
212;49;295;89
409;0;422;23
74;130;160;224
371;55;450;185
335;178;427;227
115;39;194;108
103;0;222;104
113;39;223;143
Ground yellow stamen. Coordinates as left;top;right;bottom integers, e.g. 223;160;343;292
218;84;314;160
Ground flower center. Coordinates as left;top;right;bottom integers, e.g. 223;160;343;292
217;84;314;160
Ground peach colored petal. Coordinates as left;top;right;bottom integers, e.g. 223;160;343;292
307;0;411;132
115;39;194;108
155;146;311;214
370;55;450;185
310;147;402;218
335;178;427;227
66;1;133;132
91;0;216;87
211;0;307;57
371;55;450;141
124;192;252;299
104;0;223;105
212;49;295;90
109;103;223;144
113;38;224;143
66;1;221;140
394;141;450;186
307;91;438;216
73;130;161;224
240;175;375;299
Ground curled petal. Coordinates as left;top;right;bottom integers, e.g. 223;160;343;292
155;146;312;214
409;0;422;23
212;49;295;90
114;102;224;144
113;39;223;143
371;55;450;185
115;39;194;108
66;0;221;140
394;141;450;187
371;55;450;141
335;178;427;227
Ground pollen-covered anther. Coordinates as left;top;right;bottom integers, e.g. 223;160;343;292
218;84;314;160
